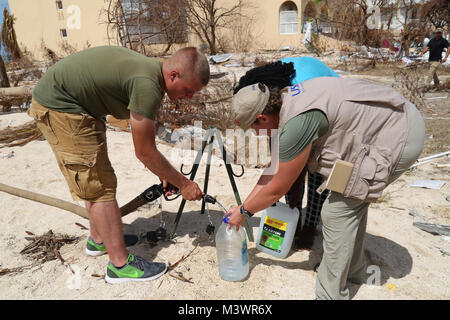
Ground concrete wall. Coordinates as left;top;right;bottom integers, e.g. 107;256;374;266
8;0;111;60
9;0;309;60
248;0;306;50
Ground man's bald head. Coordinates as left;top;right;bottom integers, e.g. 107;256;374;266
166;47;210;86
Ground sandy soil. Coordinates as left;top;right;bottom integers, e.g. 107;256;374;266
0;56;449;300
0;108;449;300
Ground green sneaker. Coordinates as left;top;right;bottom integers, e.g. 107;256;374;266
105;253;167;284
85;237;107;256
85;235;139;257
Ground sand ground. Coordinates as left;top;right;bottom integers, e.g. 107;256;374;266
0;109;449;300
0;54;449;299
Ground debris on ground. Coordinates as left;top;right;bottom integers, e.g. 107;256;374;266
413;222;450;237
2;150;14;158
209;54;233;64
0;86;34;112
1;230;79;277
166;244;198;284
20;230;80;267
75;223;88;230
411;151;450;168
410;180;446;190
385;283;398;291
409;208;420;217
0;265;32;276
0;121;43;148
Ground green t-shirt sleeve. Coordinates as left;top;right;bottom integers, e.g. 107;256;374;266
279;110;329;162
126;77;163;120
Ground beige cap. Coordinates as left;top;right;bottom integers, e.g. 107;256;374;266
232;83;270;130
435;28;443;33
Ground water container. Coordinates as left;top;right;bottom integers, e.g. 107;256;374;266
256;202;300;259
215;221;249;281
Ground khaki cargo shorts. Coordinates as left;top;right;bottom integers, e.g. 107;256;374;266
28;99;117;202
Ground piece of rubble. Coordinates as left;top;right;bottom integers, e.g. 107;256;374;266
408;208;419;217
413;222;450;237
410;180;446;190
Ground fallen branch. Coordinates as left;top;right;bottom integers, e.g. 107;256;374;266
166;244;198;284
0;85;34;97
20;230;80;267
75;223;88;230
168;244;198;271
0;121;43;148
0;265;32;276
168;271;193;284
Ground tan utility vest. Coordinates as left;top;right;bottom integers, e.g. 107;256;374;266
278;77;411;202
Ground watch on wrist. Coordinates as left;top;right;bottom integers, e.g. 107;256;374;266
240;205;253;219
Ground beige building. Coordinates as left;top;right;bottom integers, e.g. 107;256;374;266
8;0;312;60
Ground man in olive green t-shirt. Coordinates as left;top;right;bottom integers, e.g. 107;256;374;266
28;46;210;284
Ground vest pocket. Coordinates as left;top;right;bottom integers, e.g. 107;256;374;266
60;152;104;200
317;148;342;169
346;144;392;201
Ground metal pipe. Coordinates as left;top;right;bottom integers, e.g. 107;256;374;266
411;151;450;168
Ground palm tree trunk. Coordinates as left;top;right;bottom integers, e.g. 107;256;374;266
0;54;10;88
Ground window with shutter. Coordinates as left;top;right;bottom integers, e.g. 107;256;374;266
280;2;298;35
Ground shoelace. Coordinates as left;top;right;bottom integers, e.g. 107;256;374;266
131;255;147;271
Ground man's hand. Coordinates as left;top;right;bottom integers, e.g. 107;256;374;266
225;205;244;231
160;179;178;197
179;179;203;201
130;111;199;197
443;57;448;63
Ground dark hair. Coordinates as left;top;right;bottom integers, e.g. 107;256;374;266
262;87;285;116
234;61;294;116
233;61;296;94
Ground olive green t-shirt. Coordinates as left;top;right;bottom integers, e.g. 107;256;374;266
279;110;329;162
32;46;164;120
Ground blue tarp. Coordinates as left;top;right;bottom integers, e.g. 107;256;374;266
0;0;11;61
281;57;340;84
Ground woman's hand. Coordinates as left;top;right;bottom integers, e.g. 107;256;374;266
225;205;244;231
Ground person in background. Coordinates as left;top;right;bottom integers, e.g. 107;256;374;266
420;28;449;87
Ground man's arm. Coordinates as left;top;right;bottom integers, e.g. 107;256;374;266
129;110;203;200
443;43;450;63
420;46;429;56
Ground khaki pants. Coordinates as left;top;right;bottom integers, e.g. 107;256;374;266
426;61;441;86
28;100;117;202
315;102;425;300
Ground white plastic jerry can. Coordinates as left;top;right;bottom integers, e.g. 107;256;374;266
256;202;300;259
215;222;249;282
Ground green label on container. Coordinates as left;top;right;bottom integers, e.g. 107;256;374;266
259;216;287;253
